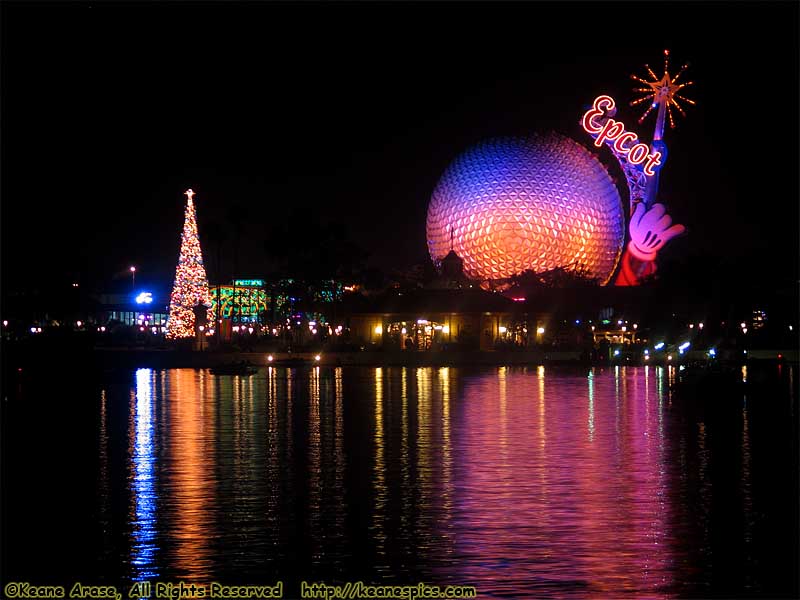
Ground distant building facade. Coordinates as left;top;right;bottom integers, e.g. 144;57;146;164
346;289;518;351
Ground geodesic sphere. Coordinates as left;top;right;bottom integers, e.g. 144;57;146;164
426;132;625;285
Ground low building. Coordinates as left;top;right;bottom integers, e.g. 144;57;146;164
345;288;518;351
95;290;169;332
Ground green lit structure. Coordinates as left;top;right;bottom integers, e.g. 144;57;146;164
210;279;269;325
208;278;348;340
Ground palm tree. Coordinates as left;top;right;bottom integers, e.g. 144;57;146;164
204;221;228;344
226;204;247;328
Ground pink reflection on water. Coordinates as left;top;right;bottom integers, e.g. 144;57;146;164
446;366;674;598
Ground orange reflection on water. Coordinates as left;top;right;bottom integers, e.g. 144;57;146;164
328;367;348;568
372;367;388;567
439;368;453;531
308;366;322;561
167;369;216;582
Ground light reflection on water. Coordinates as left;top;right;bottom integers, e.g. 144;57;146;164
166;369;214;581
441;368;670;597
372;368;387;571
129;369;158;581
104;365;798;596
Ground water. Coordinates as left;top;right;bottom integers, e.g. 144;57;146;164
2;365;797;598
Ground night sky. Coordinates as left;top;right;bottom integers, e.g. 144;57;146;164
2;1;798;295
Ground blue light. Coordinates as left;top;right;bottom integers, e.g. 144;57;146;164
613;349;620;356
654;342;665;350
135;292;153;305
644;349;649;355
679;342;691;352
708;348;716;357
575;319;581;325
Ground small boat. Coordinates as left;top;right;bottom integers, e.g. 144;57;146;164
671;363;745;393
210;362;259;376
267;353;323;366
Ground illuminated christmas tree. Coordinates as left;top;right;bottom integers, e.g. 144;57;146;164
165;189;210;339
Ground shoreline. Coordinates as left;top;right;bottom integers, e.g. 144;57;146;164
5;346;797;371
98;348;591;369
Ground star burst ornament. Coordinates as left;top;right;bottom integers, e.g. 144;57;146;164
630;49;695;133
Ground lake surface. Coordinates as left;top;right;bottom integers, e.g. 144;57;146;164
2;365;798;598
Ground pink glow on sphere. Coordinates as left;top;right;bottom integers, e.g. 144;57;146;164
426;132;625;284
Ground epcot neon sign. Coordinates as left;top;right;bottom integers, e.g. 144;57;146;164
582;95;662;176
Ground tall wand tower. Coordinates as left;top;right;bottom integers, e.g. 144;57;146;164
630;49;695;207
165;189;210;339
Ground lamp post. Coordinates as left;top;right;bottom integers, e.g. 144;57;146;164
130;266;136;291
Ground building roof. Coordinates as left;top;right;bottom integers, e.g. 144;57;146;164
441;249;463;265
99;302;169;312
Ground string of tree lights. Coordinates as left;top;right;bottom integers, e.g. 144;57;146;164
165;189;210;339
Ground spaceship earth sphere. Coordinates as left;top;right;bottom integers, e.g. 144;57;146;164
426;132;625;285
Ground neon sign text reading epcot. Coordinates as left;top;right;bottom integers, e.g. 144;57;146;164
582;95;663;176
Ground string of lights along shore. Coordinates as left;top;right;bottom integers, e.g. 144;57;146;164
165;189;210;339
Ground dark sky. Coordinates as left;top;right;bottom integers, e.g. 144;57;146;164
2;1;798;294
